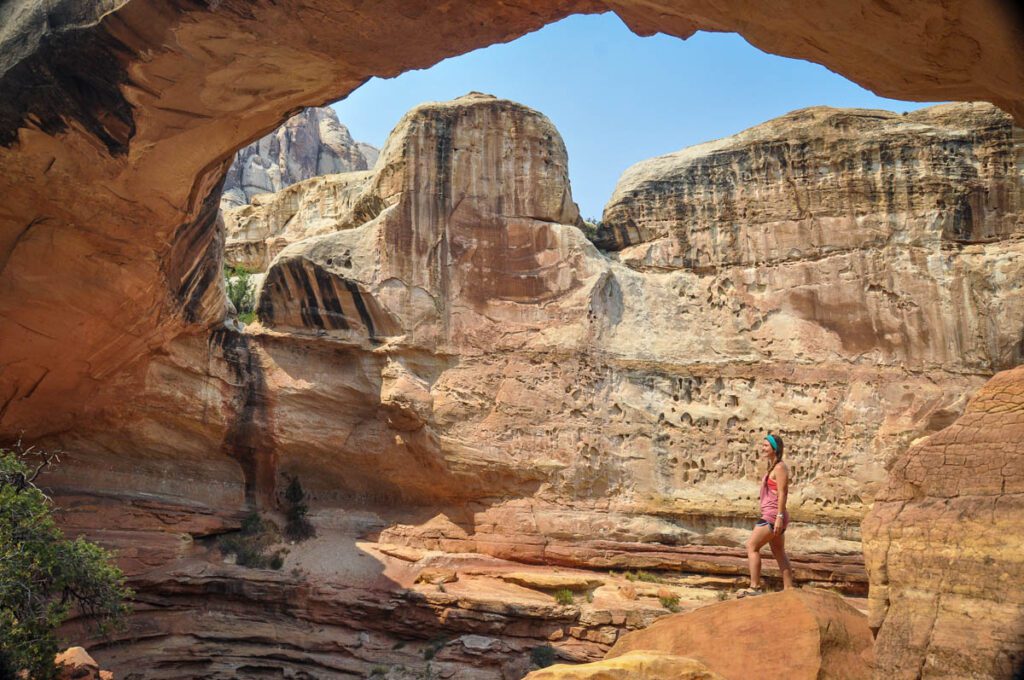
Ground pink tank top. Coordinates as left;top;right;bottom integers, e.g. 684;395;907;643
760;471;787;524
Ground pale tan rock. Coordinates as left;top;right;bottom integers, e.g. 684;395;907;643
607;589;874;680
221;107;377;209
861;364;1024;679
416;567;458;585
524;652;725;680
223;169;377;271
498;572;605;592
55;647;101;680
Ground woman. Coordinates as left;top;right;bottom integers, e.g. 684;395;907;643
738;433;794;597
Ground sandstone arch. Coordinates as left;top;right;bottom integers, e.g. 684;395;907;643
1;0;1022;440
2;1;1024;677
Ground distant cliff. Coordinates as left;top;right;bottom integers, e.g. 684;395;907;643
220;106;378;209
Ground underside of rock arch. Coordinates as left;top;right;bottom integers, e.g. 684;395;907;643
2;1;1024;678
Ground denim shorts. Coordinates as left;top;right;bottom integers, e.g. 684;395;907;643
755;517;786;534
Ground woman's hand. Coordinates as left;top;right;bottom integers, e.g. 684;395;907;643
773;516;784;536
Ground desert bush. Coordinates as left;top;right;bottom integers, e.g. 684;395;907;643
283;475;316;542
625;569;662;583
553;589;575;605
219;512;285;569
659;594;681;612
225;264;256;317
0;448;132;679
530;645;557;668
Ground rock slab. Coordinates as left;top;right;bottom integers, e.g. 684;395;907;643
524;651;725;680
862;364;1024;679
605;589;873;680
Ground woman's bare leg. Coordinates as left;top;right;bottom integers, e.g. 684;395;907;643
746;525;774;589
769;532;794;590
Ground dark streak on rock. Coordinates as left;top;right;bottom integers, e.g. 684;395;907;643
343;279;376;339
166;170;228;324
289;260;325;329
210;328;275;508
0;11;136;154
313;264;349;330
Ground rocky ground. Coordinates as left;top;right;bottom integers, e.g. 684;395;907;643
62;504;867;679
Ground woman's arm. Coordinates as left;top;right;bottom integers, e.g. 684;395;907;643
773;463;789;535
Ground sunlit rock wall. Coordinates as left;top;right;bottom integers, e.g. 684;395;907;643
221;100;1023;536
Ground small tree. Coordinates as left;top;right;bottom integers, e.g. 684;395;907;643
0;448;132;679
224;265;256;321
283;475;315;542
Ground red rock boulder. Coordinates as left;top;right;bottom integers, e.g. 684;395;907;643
605;588;872;680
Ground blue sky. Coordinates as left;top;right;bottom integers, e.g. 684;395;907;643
334;13;937;219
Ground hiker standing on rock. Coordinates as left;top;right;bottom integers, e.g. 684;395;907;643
738;433;794;597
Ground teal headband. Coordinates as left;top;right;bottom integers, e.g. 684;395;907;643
765;434;779;453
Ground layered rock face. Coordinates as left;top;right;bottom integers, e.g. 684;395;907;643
220;106;377;209
224;100;1024;529
598;104;1022;269
2;0;1024;449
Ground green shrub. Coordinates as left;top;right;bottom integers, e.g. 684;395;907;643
225;264;256;316
625;570;662;583
219;512;285;569
530;645;557;668
553;589;574;605
422;635;449;660
659;594;681;612
283;475;315;542
0;448;132;679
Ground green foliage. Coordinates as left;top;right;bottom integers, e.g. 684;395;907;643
579;217;603;244
219;512;286;569
659;594;681;612
553;588;575;605
624;570;662;583
283;476;316;542
530;645;557;669
224;264;256;317
0;450;132;680
422;635;449;660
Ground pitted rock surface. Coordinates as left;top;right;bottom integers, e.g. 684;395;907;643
598;104;1023;270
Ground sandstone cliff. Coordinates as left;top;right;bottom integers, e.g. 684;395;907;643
598;104;1022;269
221;106;377;209
222;99;1023;529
